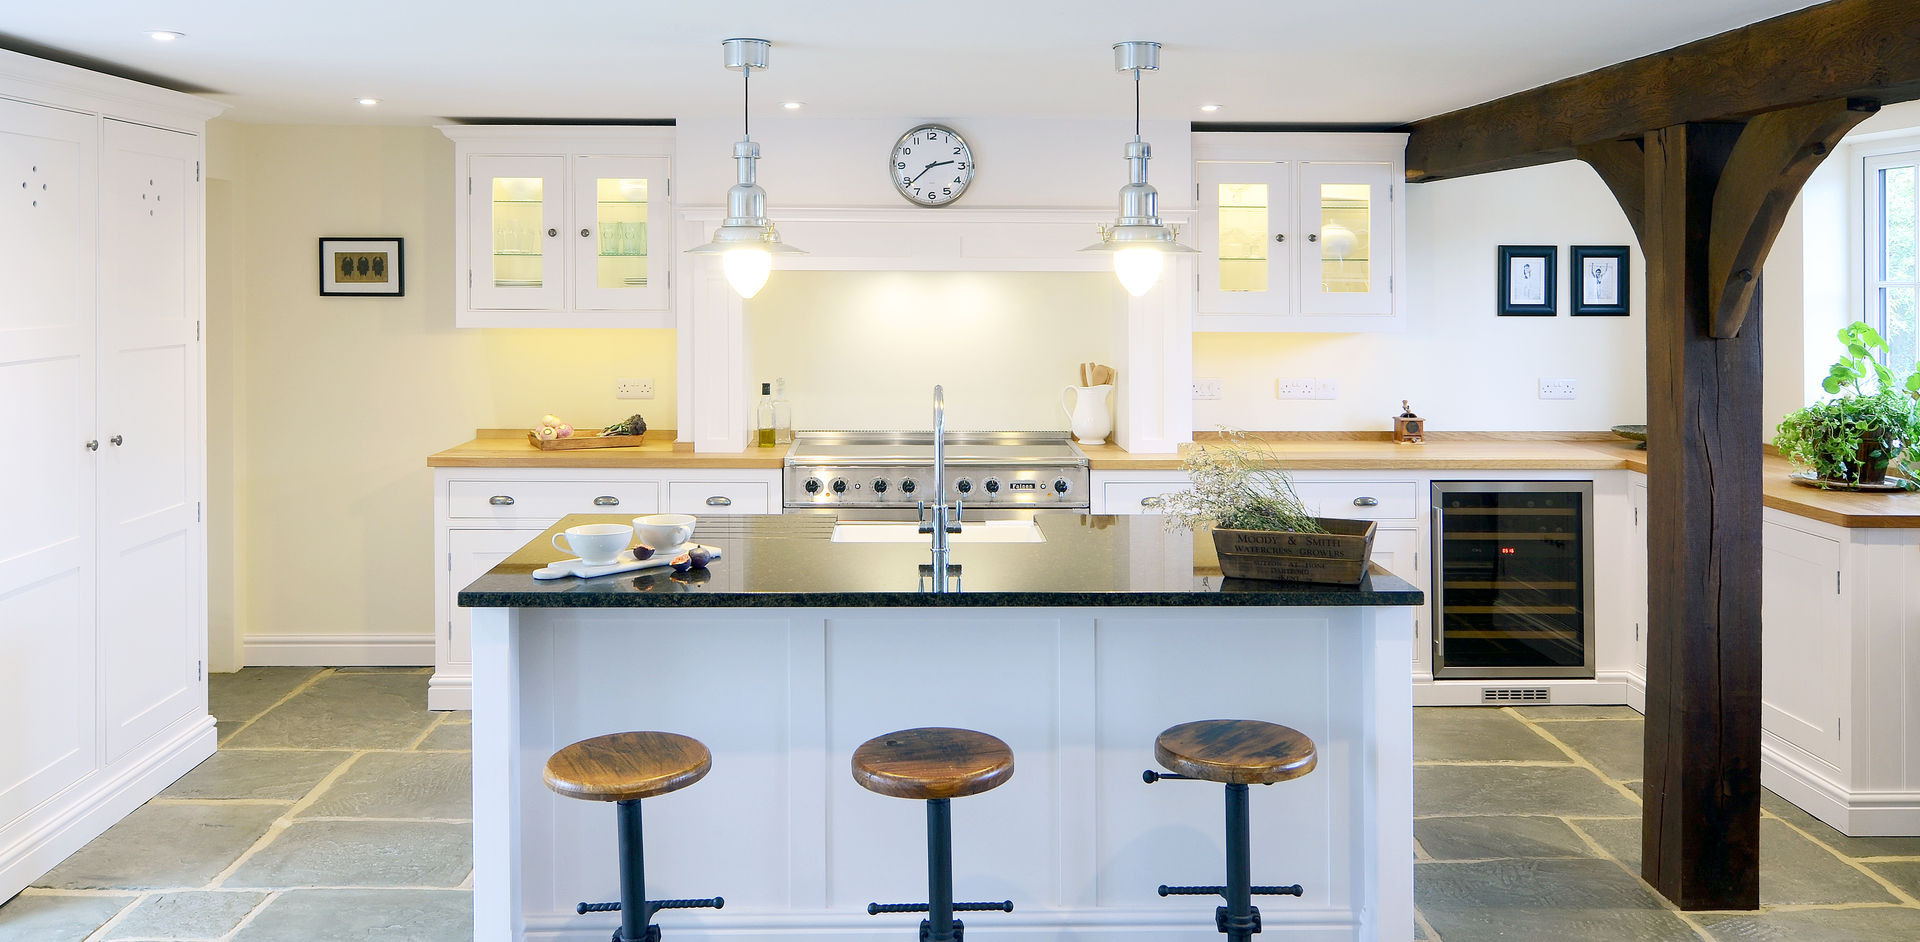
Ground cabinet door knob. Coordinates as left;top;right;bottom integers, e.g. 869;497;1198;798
489;495;515;506
1307;232;1319;243
581;228;591;238
546;228;558;238
1352;496;1379;507
706;496;733;507
110;435;124;446
85;439;99;451
1274;233;1286;243
593;496;620;506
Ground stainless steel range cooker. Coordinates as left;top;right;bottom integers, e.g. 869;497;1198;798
783;431;1090;513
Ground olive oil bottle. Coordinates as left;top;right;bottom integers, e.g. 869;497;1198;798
756;382;777;447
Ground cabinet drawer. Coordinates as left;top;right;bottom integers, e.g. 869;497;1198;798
1292;481;1418;520
1103;481;1193;514
667;481;770;515
446;480;659;519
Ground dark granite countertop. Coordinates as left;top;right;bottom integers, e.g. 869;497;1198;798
457;513;1424;609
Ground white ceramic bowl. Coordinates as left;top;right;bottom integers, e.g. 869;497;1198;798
633;513;697;550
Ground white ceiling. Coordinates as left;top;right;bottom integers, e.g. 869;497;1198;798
4;1;1820;126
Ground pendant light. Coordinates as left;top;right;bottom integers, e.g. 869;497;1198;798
1081;41;1196;297
685;38;805;299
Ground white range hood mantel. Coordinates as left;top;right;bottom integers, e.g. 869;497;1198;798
672;205;1195;454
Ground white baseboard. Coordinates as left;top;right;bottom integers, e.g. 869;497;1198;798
1763;739;1920;837
0;714;216;901
1412;676;1630;707
428;670;472;711
243;633;434;667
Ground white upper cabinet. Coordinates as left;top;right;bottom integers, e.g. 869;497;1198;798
444;126;673;327
1192;132;1406;332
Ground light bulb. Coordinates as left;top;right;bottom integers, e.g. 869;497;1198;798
722;247;773;299
1113;247;1165;297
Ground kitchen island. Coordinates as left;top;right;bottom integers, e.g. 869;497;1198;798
461;512;1421;942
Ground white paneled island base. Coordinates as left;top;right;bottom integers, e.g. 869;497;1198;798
470;602;1413;942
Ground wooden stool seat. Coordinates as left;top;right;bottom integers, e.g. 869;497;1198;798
1154;719;1317;785
852;727;1014;800
544;731;712;802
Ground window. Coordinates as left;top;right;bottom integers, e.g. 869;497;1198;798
1866;151;1920;370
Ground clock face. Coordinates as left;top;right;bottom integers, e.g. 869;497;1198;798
891;125;973;207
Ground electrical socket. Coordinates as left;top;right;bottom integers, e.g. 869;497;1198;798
1538;378;1577;400
1312;379;1338;400
1277;378;1315;400
1192;378;1224;400
616;378;655;400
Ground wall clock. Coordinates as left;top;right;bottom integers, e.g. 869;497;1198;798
891;124;974;207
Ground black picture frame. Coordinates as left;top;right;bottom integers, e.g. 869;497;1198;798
1497;245;1557;316
1571;245;1631;315
319;237;405;297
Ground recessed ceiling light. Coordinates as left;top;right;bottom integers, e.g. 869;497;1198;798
357;98;381;106
1199;103;1222;113
146;30;185;42
780;100;803;110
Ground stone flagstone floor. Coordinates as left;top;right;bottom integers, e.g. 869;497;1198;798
7;673;1920;940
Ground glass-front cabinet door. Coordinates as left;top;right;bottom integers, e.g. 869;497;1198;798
572;155;669;311
1197;161;1291;316
468;155;565;311
1297;161;1393;316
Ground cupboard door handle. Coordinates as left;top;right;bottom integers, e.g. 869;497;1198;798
593;496;620;507
1274;233;1286;243
546;228;557;238
1353;496;1379;507
1307;232;1319;243
706;496;733;507
581;228;591;237
85;440;99;451
1140;497;1157;507
110;435;124;446
489;495;515;506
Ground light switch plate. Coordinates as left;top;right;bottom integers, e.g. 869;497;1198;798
1192;378;1224;400
1538;378;1576;400
616;378;655;400
1313;379;1338;400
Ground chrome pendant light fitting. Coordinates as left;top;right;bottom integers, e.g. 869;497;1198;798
1081;40;1197;297
685;37;805;299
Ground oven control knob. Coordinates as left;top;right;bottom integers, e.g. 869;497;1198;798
901;479;917;494
803;478;821;494
831;478;848;495
1053;478;1070;494
984;479;1000;494
871;478;889;494
956;478;973;494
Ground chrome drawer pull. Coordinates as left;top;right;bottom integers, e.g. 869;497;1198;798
593;496;620;507
489;495;515;506
1140;497;1158;507
1352;496;1379;507
706;496;733;507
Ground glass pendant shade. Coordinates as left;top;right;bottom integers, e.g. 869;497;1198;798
722;246;774;298
685;38;804;299
1081;42;1196;297
1113;247;1165;297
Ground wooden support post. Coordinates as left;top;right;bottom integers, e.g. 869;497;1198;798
1640;121;1764;910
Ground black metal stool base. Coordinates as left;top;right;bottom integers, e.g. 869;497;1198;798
580;798;722;942
1145;778;1303;941
867;798;1013;942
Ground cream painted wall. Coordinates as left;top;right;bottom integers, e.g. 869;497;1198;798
207;121;678;652
1193;161;1647;431
745;271;1122;430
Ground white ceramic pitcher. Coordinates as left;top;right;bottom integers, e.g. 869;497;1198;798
1061;384;1114;445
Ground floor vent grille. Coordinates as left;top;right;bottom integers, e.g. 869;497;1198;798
1481;687;1551;703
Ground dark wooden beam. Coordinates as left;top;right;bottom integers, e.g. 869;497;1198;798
1404;0;1920;182
1707;99;1877;337
1640;121;1765;910
1576;139;1648;246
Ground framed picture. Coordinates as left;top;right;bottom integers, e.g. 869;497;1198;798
1571;245;1631;315
1497;245;1557;316
319;237;404;297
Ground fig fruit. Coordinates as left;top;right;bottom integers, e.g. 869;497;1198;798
631;543;656;561
669;553;693;573
687;547;713;569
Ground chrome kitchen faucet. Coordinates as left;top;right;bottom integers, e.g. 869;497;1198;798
919;385;964;586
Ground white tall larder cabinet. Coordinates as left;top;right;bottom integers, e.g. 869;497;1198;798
0;51;220;902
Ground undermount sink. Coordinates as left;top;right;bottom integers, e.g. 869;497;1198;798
830;520;1046;544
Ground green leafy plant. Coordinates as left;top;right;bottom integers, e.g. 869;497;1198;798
1153;431;1325;533
1776;324;1920;487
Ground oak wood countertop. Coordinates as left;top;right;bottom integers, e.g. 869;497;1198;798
426;431;1920;528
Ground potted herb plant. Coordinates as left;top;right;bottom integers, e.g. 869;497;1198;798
1775;323;1920;489
1154;433;1377;585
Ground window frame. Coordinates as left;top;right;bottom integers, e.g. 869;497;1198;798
1862;147;1920;371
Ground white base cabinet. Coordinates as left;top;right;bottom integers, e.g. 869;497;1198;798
431;467;780;709
0;51;220;902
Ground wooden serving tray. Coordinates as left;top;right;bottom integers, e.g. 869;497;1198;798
527;431;646;451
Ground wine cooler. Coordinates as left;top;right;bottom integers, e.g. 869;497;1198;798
1431;482;1595;679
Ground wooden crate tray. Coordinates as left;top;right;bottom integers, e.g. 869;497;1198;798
527;431;647;451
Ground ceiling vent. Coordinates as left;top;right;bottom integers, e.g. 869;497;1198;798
1480;687;1550;703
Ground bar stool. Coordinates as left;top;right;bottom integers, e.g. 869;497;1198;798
1143;719;1318;941
544;731;724;942
853;727;1016;942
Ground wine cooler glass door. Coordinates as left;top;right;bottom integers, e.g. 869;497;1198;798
1432;481;1596;679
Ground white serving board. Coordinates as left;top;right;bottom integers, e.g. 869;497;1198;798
532;543;721;580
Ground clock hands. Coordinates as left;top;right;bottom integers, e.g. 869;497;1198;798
908;160;956;186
